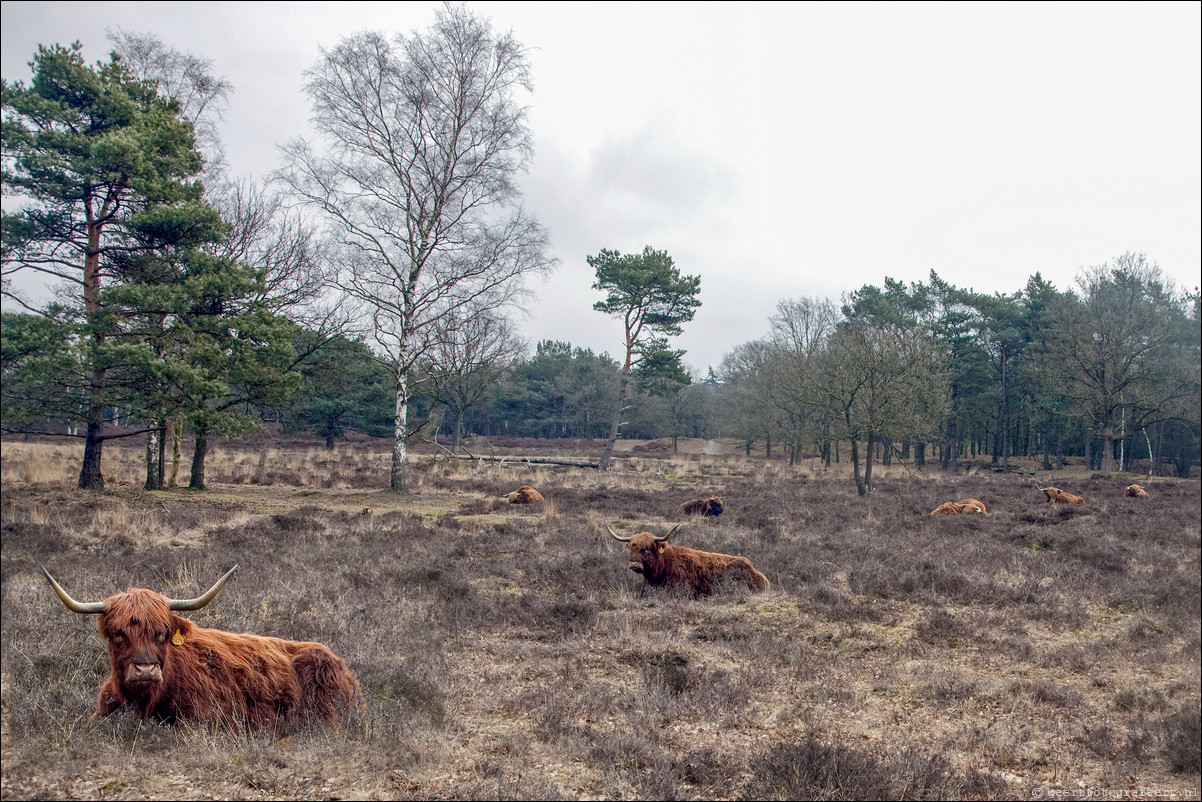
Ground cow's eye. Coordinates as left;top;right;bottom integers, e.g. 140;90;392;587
156;630;168;643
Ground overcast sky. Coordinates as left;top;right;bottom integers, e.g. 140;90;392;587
4;1;1200;373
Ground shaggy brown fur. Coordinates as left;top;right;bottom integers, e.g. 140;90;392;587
1041;486;1085;504
1125;484;1149;498
955;498;987;514
47;575;356;728
611;526;768;597
680;496;724;517
930;501;972;516
506;485;544;504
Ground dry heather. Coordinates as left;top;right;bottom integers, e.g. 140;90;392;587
1;437;1199;801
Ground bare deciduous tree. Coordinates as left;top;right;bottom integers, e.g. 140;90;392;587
276;4;556;492
818;319;949;496
767;296;839;464
1050;253;1196;475
107;29;232;175
423;308;526;454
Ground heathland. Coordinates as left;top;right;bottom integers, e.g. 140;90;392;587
1;436;1199;800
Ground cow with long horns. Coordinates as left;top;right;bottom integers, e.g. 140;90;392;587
608;524;769;597
42;566;356;728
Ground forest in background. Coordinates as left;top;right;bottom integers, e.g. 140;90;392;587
3;12;1199;496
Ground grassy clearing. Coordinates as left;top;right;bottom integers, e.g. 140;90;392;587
1;436;1199;800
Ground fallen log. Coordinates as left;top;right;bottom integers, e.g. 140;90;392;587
428;441;600;469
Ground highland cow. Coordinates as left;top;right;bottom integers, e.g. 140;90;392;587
956;498;987;514
608;523;769;597
42;566;356;728
1125;484;1149;498
1038;485;1085;504
506;485;544;504
931;499;989;516
679;496;724;517
930;501;974;516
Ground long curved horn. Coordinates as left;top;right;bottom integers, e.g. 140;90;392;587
654;523;682;543
42;567;107;615
607;524;631;543
167;565;238;611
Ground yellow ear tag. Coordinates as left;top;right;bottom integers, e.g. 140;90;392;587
658;545;665;554
172;630;185;646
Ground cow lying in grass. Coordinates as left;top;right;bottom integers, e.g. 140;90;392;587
930;498;987;516
680;496;724;517
42;566;357;729
1037;485;1085;504
1125;484;1149;498
608;523;769;597
506;485;544;504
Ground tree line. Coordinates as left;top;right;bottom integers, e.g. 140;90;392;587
4;7;1199;494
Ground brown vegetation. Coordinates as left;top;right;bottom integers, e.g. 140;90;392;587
2;438;1198;800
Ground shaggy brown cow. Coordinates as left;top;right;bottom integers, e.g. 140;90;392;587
680;496;724;517
956;498;987;514
506;485;544;504
608;523;769;597
42;566;356;729
930;501;973;516
1038;485;1085;504
931;499;989;516
1125;484;1149;498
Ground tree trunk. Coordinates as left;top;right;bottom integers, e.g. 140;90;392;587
80;415;105;490
78;218;107;490
168;416;183;487
189;424;209;490
600;363;632;471
1100;425;1116;474
453;408;465;455
850;434;865;496
145;420;162;490
1142;428;1154;478
946;419;959;473
390;370;410;492
862;431;875;495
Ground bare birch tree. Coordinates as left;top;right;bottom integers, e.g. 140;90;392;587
107;29;232;176
423;307;526;454
276;4;556;492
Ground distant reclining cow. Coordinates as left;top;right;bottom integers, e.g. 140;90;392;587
930;498;988;516
680;496;724;517
1036;485;1085;504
